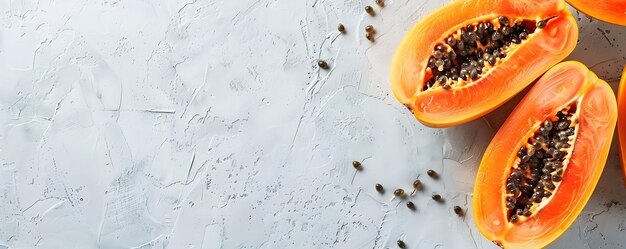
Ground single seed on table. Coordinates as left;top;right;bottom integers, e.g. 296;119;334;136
352;161;362;170
375;0;384;7
365;5;374;15
365;25;375;34
427;169;438;178
432;194;442;201
394;188;405;197
365;33;374;42
318;60;329;69
412;179;423;189
406;201;415;209
337;23;345;33
454;206;463;216
397;240;406;248
375;183;384;192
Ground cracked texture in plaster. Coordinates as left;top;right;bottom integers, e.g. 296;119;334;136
1;0;626;248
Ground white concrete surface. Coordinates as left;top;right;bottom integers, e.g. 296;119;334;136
1;0;625;248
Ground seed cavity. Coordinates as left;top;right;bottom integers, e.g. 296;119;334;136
422;16;552;92
504;104;579;223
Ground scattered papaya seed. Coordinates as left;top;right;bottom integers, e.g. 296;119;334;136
432;194;442;201
375;183;384;193
406;201;415;210
318;60;329;69
365;5;375;15
365;33;375;42
454;206;464;216
427;169;438;178
412;179;423;190
352;160;362;170
365;25;375;34
338;23;345;33
394;188;406;198
397;240;406;248
375;0;384;7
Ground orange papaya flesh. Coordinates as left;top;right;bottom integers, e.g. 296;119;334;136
390;0;578;127
473;61;617;249
566;0;626;26
618;65;626;186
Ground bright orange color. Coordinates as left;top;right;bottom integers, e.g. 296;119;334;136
473;62;617;249
390;0;578;127
617;65;626;186
566;0;626;26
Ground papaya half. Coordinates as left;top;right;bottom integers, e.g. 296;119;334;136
473;61;617;249
617;65;626;186
566;0;626;26
390;0;578;127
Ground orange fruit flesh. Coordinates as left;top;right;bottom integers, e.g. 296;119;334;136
473;61;617;248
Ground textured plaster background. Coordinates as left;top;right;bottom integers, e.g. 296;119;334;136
1;0;626;248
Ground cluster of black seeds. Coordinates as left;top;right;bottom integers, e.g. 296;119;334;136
505;106;577;222
423;16;545;91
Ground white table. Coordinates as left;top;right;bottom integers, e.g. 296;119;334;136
1;0;625;248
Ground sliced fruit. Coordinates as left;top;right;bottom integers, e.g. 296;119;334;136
390;0;578;127
617;65;626;186
566;0;626;26
473;61;617;249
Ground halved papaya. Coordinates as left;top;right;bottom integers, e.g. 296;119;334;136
566;0;626;26
617;65;626;186
473;61;617;248
390;0;578;127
